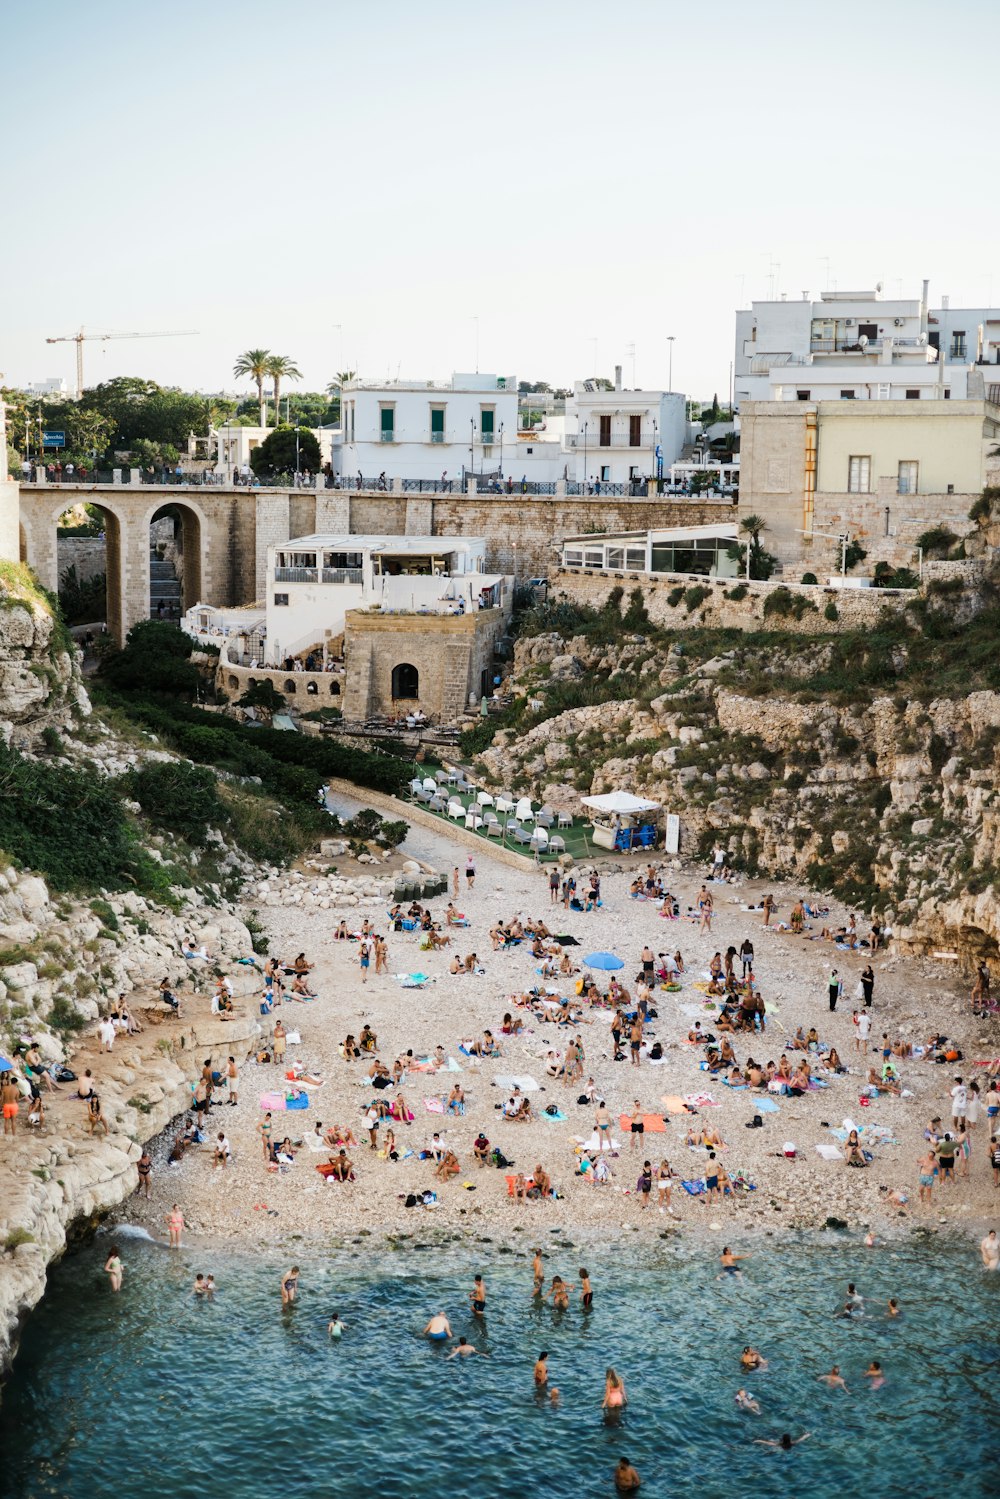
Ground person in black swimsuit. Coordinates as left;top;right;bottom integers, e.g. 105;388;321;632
469;1274;487;1316
136;1150;152;1198
579;1268;594;1309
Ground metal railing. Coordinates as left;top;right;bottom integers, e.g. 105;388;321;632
566;430;655;449
430;430;445;443
320;568;363;584
380;430;395;442
402;478;454;492
273;566;318;583
474;477;556;495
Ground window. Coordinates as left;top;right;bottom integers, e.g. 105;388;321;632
840;389;856;399
847;456;871;493
944;388;951;399
599;415;611;446
380;406;394;442
600;465;610;481
625;547;646;570
583;548;603;568
563;548;584;567
430;407;445;443
629;414;642;447
796;389;811;401
274;593;289;606
897;461;918;495
480;408;494;444
905;389;920;400
391;662;419;700
606;547;625;569
950;331;967;358
858;323;878;340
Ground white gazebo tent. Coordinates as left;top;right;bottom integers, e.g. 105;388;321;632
580;790;661;851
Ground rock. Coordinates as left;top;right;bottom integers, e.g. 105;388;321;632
16;877;50;914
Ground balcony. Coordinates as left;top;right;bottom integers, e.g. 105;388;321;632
321;567;363;585
566;429;655;449
380;430;395;443
430;430;445;443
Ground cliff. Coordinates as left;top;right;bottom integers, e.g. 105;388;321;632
0;561;90;748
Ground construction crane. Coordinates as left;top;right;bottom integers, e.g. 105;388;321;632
45;328;199;396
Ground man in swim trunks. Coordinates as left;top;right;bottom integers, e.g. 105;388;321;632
917;1147;937;1204
630;1102;644;1151
741;1345;767;1370
817;1365;849;1391
469;1274;487;1316
2;1075;21;1134
614;1457;641;1491
718;1247;749;1279
448;1337;489;1359
579;1268;593;1309
423;1313;452;1341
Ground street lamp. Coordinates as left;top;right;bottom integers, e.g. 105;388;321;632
582;421;588;491
499;421;504;479
666;336;675;393
469;418;475;479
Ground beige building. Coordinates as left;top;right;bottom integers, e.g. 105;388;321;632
740;395;1000;571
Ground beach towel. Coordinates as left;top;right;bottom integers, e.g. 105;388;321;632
492;1073;541;1093
285;1030;301;1045
285;1092;309;1110
661;1095;690;1115
754;1097;780;1113
578;1132;622;1153
259;1092;286;1110
681;1179;706;1195
542;1108;568;1122
424;1097;445;1113
396;973;431;988
619;1113;667;1133
815;1143;844;1161
685;1092;719;1108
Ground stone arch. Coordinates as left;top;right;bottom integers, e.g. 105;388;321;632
50;493;128;646
329;680;341;696
306;680;318;695
284;679;297;693
391;662;419;700
145;498;205;622
228;674;239;690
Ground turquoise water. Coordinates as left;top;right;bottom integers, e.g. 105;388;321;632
0;1232;996;1499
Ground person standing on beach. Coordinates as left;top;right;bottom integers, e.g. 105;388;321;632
739;938;754;978
861;964;875;1007
259;1111;274;1159
104;1246;123;1292
167;1205;184;1248
549;867;560;905
2;1074;21;1135
828;970;842;1012
629;1019;643;1067
359;942;370;984
226;1056;238;1107
136;1149;152;1198
854;1008;871;1055
452;867;460;897
273;1020;287;1066
465;855;476;890
917;1147;937;1204
762;894;775;926
951;1077;967;1131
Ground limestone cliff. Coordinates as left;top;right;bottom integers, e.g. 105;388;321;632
0;561;90;747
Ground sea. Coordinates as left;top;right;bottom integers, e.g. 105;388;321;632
0;1228;995;1499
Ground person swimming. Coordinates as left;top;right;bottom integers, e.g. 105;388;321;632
327;1313;346;1339
447;1336;489;1360
423;1313;452;1341
280;1266;299;1305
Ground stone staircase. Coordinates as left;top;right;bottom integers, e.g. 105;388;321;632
149;548;182;619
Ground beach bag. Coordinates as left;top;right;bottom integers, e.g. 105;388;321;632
783;1141;796;1158
55;1066;76;1082
576;1094;590;1105
745;1114;763;1129
286;1030;301;1045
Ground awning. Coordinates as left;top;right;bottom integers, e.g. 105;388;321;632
581;791;660;815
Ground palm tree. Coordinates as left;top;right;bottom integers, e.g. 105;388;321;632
267;354;302;424
233;349;271;425
739;514;768;546
326;371;356;396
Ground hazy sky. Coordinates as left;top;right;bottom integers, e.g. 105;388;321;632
3;0;997;402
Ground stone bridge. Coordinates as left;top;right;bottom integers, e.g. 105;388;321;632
18;480;732;642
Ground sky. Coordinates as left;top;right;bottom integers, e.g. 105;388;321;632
3;0;998;403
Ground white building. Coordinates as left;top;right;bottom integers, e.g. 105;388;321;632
339;373;525;483
21;377;67;398
212;422;336;480
564;367;686;486
735;282;1000;408
262;533;506;666
559;523;739;578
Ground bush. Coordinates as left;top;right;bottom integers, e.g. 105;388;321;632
763;586;817;621
844;541;867;571
47;995;88;1035
4;1228;35;1251
969;486;1000;525
684;585;710;613
250;425;321;478
824;601;839;622
724;583;748;602
0;744;138;892
800;572;818;586
90;899;119;931
126;760;223;846
915;527;958;557
666;586;685;608
622;587;650;630
100;620;200;698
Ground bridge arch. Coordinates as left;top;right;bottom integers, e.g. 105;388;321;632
142;497;206;624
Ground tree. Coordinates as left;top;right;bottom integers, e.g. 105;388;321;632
729;515;776;581
233;349;272;425
267;354;302;420
739;514;768;546
250;424;321;478
326;372;356;395
99;619;201;697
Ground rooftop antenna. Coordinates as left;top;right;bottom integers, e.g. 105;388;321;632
626;342;636;387
820;256;831;291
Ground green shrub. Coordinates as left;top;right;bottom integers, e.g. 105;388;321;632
724;583;748;602
969;486;1000;525
824;601;839;622
243;909;269;956
90;899;119;931
40;726;65;756
666;586;685;608
4;1228;35;1251
800;572;818;586
844;541;867;571
683;585;710;613
99;620;200;698
763;587;817;621
125;760;223;846
622;587;650;630
47;995;88;1035
915;527;958;557
0;744;137;892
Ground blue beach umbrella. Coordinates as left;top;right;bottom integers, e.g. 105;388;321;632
584;952;624;971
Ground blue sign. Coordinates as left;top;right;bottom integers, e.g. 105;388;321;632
42;431;65;448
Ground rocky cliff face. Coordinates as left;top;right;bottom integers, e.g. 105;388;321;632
474;608;1000;968
0;563;90;747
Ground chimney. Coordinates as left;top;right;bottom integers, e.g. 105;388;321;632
941;295;950;310
921;278;930;335
614;365;622;391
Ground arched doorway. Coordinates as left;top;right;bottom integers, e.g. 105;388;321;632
148;502;203;622
391;662;419;700
51;497;122;644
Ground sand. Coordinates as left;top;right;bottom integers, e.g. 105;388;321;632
119;806;997;1250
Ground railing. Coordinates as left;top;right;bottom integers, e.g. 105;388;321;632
566;430;656;449
475;477;556;495
430;431;445;443
403;478;455;492
320;567;363;584
273;566;318;583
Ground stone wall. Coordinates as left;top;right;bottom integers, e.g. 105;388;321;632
219;660;345;705
549;567;919;634
343;608;508;722
57;537;106;584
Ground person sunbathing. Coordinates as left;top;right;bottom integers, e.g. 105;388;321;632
426;928;451;949
329;1149;355;1181
468;1031;500;1057
446;1083;465;1115
359;1025;378;1052
290;974;317;1000
292;953;314;974
435;1149;460;1181
445;904;465;925
501;1012;524;1035
845;1130;866;1167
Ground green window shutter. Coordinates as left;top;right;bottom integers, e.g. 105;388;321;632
381;408;394;432
481;409;494;437
431;409;444;433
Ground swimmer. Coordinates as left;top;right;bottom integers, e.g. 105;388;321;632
327;1314;346;1339
614;1457;641;1492
103;1246;123;1293
718;1246;750;1280
447;1336;489;1359
981;1230;1000;1272
817;1365;849;1392
886;1298;901;1318
755;1432;811;1450
469;1274;487;1317
579;1268;593;1310
205;1276;216;1296
532;1247;545;1296
602;1367;627;1418
545;1275;575;1310
280;1266;299;1305
863;1360;885;1390
735;1388;761;1414
741;1345;768;1371
423;1313;452;1342
534;1351;549;1387
549;1387;560;1407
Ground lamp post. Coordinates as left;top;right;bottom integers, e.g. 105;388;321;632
469;418;475;479
499;420;504;480
666;336;675;393
582;421;588;491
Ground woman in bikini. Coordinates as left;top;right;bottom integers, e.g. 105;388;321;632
602;1368;627;1420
